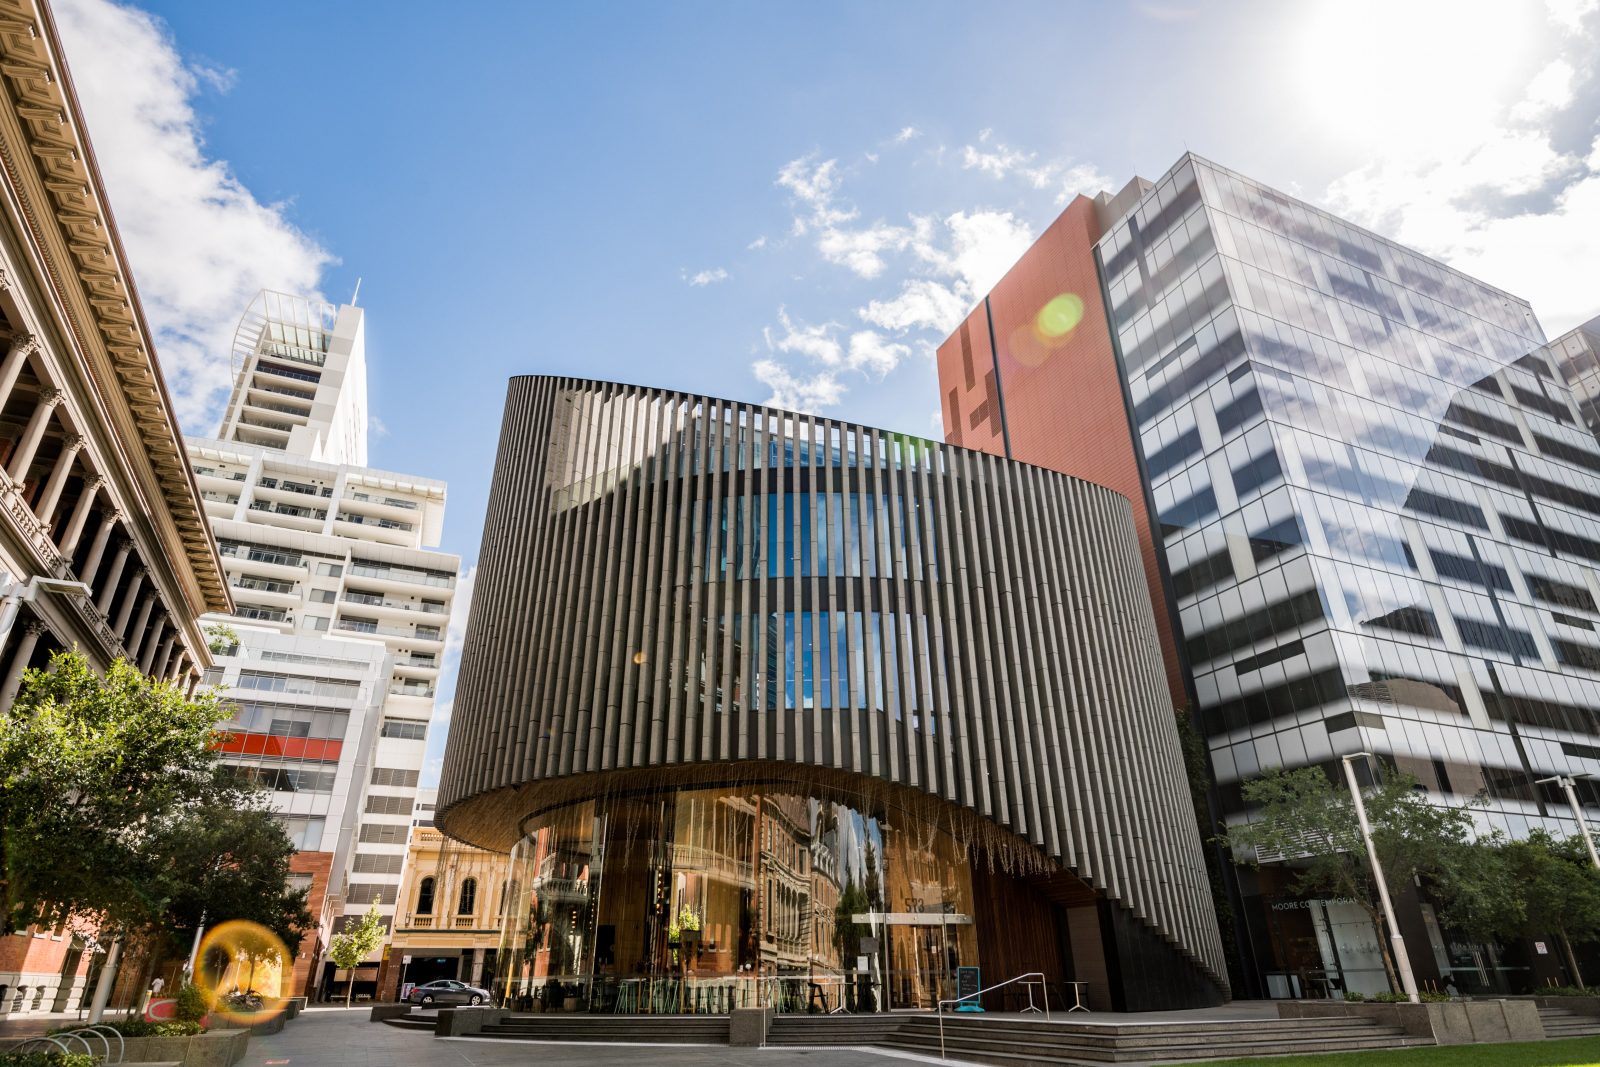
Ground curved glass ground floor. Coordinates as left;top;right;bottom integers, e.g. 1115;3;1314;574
492;785;982;1013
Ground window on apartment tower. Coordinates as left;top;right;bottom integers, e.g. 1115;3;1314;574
458;878;476;916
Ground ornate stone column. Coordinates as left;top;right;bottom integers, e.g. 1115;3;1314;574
6;386;64;482
0;618;47;709
58;476;102;556
153;631;176;680
94;540;133;615
35;433;84;528
166;649;187;684
126;593;156;663
136;613;167;674
112;567;146;640
80;510;120;587
0;333;37;417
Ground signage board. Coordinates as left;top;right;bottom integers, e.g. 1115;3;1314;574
955;966;983;1011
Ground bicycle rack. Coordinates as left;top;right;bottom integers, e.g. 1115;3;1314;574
8;1024;126;1063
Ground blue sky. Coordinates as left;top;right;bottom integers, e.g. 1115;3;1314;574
49;0;1600;780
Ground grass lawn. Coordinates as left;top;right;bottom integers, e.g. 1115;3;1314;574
1197;1036;1600;1067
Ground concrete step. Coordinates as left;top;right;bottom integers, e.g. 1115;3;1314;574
379;1016;435;1031
764;1016;910;1046
921;1016;1388;1038
883;1019;1430;1065
887;1032;1434;1066
1538;1007;1600;1036
898;1019;1395;1050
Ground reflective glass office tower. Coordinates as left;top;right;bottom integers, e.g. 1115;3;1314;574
944;152;1600;996
1548;314;1600;443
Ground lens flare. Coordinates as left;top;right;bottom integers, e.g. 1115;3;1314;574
195;920;290;1024
1036;293;1085;339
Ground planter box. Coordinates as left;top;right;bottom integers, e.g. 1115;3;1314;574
121;1028;250;1066
435;1007;508;1037
1278;1000;1544;1045
369;1002;415;1022
236;1012;285;1035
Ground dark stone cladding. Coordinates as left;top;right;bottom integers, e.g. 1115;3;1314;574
438;375;1229;996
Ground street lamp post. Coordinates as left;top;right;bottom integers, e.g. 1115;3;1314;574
1535;774;1600;870
1341;751;1419;1004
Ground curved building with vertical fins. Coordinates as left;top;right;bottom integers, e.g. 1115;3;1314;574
438;376;1228;1012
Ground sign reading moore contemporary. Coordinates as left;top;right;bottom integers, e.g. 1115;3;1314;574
436;376;1228;1013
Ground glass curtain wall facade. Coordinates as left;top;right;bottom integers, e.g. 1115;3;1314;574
497;787;976;1013
1547;314;1600;443
1096;155;1600;995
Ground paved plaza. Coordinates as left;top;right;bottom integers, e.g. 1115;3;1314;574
246;1007;927;1067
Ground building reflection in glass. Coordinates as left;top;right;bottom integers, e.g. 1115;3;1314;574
494;785;977;1013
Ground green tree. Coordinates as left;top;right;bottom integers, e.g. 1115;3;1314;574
328;904;386;1008
1505;830;1600;988
0;652;230;935
145;793;313;961
1429;831;1524;954
1219;765;1477;993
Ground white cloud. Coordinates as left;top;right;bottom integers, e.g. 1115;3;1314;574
1547;0;1598;34
1511;58;1576;120
747;235;768;251
815;220;915;279
368;414;390;439
54;0;333;432
758;139;1098;412
1055;162;1117;204
961;134;1113;203
846;331;911;377
894;126;921;144
758;146;1045;409
962;142;1039;183
752;359;843;412
777;155;857;233
684;267;729;286
859;278;970;335
932;210;1037;296
765;306;843;365
1322;7;1600;335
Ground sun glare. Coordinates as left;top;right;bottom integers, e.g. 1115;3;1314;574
1292;0;1544;159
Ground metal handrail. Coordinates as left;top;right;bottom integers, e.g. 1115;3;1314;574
937;971;1050;1059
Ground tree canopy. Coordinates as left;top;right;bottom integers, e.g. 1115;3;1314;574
1220;764;1480;991
0;650;310;960
145;791;313;958
328;904;386;1007
0;653;229;933
1503;830;1600;987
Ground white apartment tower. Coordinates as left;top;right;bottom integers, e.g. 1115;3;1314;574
189;291;459;999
